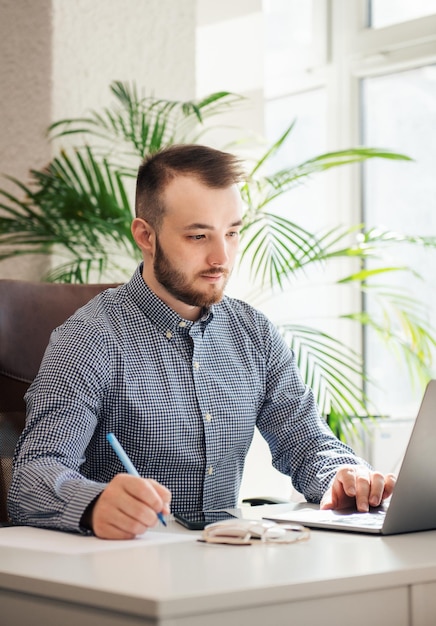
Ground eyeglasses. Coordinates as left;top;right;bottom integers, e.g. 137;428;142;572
200;519;310;545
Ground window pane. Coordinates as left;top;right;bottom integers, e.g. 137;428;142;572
361;65;436;416
369;0;436;28
265;89;327;231
256;89;337;330
264;0;313;95
265;90;325;166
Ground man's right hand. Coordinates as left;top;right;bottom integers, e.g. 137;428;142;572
90;474;172;539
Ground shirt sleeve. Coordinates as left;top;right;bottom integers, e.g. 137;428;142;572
256;321;370;503
8;319;112;533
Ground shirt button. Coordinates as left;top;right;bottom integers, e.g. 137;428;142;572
194;361;200;370
208;466;213;475
166;330;173;339
179;321;187;328
205;413;212;422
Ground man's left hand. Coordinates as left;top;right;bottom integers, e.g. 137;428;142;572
320;465;396;512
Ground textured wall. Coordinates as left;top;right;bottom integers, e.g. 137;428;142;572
52;0;196;120
0;0;197;279
0;0;53;278
0;0;53;184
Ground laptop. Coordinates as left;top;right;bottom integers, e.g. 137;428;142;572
264;379;436;535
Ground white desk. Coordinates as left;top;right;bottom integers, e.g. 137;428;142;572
1;504;436;626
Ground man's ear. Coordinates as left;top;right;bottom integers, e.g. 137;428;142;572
131;218;155;254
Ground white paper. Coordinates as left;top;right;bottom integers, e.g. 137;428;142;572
0;525;196;554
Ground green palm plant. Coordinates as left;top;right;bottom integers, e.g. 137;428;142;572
0;84;243;283
0;147;137;283
1;80;435;438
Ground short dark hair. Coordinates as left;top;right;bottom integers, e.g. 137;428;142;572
135;144;246;230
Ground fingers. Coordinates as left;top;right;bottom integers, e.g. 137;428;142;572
319;485;335;510
91;474;172;540
346;466;380;511
382;473;397;499
320;466;359;510
359;469;382;510
148;478;172;516
320;465;397;512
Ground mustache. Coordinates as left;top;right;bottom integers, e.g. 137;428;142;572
199;267;228;277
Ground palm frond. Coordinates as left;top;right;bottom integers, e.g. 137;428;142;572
244;130;412;211
48;82;244;164
279;324;375;440
239;214;323;287
0;148;139;282
345;285;436;388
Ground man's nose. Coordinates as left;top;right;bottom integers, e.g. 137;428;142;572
207;238;229;266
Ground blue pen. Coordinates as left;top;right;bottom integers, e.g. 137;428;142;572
106;432;167;527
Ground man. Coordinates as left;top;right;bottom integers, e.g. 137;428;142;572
8;145;396;539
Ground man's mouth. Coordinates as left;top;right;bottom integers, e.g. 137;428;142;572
200;270;228;280
200;267;227;277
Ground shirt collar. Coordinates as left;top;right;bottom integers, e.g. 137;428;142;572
126;264;214;335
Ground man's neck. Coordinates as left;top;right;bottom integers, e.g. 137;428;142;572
140;270;202;321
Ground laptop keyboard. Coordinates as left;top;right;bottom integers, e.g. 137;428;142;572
332;510;386;527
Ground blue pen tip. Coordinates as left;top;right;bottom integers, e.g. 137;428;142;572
157;512;167;527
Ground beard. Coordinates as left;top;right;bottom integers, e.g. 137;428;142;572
153;237;230;308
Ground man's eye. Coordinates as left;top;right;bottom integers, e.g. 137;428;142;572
189;234;205;240
228;231;240;238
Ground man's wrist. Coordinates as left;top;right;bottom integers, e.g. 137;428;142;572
80;495;100;532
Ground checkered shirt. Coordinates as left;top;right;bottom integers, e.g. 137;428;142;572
8;264;364;532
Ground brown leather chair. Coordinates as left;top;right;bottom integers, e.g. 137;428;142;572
0;279;118;524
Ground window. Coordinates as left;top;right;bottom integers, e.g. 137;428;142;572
369;0;436;29
262;0;436;417
264;0;314;96
361;65;436;415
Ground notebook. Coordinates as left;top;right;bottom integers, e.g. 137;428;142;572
264;379;436;535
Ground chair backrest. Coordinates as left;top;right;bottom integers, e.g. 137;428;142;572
0;279;118;524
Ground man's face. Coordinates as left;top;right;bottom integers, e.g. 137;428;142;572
151;175;243;311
